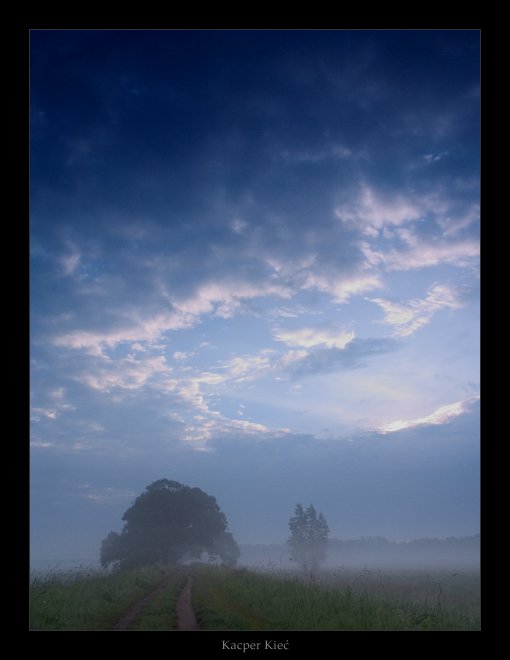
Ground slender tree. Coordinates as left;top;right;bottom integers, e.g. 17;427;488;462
288;503;329;572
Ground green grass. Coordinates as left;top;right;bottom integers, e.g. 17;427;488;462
29;563;480;631
29;564;185;630
189;565;480;631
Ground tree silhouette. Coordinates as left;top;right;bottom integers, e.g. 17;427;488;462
288;503;329;572
100;479;239;570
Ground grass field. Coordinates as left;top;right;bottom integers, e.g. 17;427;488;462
29;563;480;631
190;565;480;631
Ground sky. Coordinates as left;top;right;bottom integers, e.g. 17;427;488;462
30;30;480;563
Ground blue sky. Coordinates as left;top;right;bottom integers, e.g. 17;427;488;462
30;30;480;562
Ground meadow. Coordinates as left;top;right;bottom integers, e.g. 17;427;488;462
29;564;186;631
190;564;480;631
29;563;480;631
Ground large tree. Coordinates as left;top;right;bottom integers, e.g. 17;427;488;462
288;503;329;572
100;479;239;570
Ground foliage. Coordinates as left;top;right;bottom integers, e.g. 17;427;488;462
288;503;329;572
100;479;239;570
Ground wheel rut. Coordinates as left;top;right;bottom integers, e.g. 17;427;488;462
176;576;201;630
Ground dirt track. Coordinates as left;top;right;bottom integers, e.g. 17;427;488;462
114;575;200;631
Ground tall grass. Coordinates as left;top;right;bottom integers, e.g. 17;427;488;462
29;564;184;630
190;565;480;630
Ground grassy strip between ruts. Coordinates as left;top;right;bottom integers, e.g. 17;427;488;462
189;564;480;631
29;565;186;630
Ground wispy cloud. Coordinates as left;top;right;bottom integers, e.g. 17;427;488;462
77;354;172;392
369;284;468;336
335;183;423;237
220;353;273;382
424;151;450;163
379;396;479;434
52;277;292;355
274;324;355;349
336;183;480;273
372;232;480;272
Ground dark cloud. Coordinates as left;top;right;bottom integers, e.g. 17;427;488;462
278;338;401;379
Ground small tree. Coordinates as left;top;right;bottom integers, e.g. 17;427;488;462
100;479;239;570
288;503;329;572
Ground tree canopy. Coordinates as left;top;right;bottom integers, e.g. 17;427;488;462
288;503;329;572
100;479;239;570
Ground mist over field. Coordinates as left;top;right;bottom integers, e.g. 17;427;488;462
30;30;479;568
31;535;480;578
238;535;480;572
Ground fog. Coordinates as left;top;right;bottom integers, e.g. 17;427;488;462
240;535;480;572
30;534;480;578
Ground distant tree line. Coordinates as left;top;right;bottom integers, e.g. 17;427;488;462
326;535;480;568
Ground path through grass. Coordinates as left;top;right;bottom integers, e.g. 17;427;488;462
30;565;186;630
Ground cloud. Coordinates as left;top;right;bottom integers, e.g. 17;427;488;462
179;405;291;451
302;271;381;303
79;486;137;502
335;183;424;237
173;351;193;362
61;250;81;276
438;203;480;238
51;312;190;356
275;338;400;379
423;152;450;163
369;284;468;336
373;232;480;272
280;143;353;164
220;354;273;382
164;372;227;414
51;276;293;356
379;396;479;434
266;249;381;305
336;183;479;273
230;218;248;234
77;354;172;392
274;323;355;349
